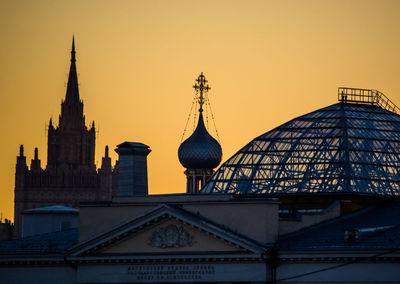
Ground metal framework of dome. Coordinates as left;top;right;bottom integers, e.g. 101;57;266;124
202;88;400;197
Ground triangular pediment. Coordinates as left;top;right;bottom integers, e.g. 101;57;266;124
68;204;266;257
102;218;242;254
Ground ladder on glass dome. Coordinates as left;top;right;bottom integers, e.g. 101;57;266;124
338;87;400;114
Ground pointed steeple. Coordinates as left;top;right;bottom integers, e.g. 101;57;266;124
65;36;80;104
105;145;109;158
100;145;112;173
19;145;24;157
16;144;27;171
71;36;76;61
48;37;94;167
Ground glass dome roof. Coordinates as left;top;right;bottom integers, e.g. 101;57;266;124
202;102;400;197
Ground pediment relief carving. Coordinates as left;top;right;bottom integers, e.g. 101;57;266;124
101;219;242;254
148;224;195;248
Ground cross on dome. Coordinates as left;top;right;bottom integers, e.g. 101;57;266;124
193;72;211;113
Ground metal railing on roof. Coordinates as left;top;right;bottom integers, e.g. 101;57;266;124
338;87;400;114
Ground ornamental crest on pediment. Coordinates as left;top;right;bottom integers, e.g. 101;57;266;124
148;225;195;248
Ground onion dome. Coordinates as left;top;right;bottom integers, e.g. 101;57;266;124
178;72;222;170
178;113;222;169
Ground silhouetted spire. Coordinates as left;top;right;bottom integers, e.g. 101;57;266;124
65;36;80;104
30;147;41;171
49;118;53;129
71;36;76;62
16;144;27;170
100;145;112;173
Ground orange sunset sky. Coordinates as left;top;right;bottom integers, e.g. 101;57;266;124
1;0;400;221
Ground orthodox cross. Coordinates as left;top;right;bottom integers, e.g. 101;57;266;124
193;72;210;113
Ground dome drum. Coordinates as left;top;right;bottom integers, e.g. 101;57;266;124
185;168;214;174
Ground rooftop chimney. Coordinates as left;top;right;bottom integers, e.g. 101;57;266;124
115;142;151;197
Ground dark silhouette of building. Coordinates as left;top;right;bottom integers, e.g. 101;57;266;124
14;38;118;238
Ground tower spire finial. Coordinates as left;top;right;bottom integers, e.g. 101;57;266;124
193;72;210;113
71;35;76;62
65;36;80;104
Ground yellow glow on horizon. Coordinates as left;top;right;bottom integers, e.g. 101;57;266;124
1;0;400;221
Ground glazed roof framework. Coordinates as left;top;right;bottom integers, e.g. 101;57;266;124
202;102;400;197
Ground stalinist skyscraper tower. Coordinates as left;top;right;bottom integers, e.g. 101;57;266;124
14;38;118;238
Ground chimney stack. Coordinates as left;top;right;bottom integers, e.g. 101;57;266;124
115;142;151;197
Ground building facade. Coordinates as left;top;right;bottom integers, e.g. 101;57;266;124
13;38;118;238
1;194;400;283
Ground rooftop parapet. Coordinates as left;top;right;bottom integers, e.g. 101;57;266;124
338;87;400;114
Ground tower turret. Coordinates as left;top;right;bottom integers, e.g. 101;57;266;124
178;73;222;193
100;145;112;173
49;118;53;129
16;145;27;174
30;147;41;172
14;145;28;238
